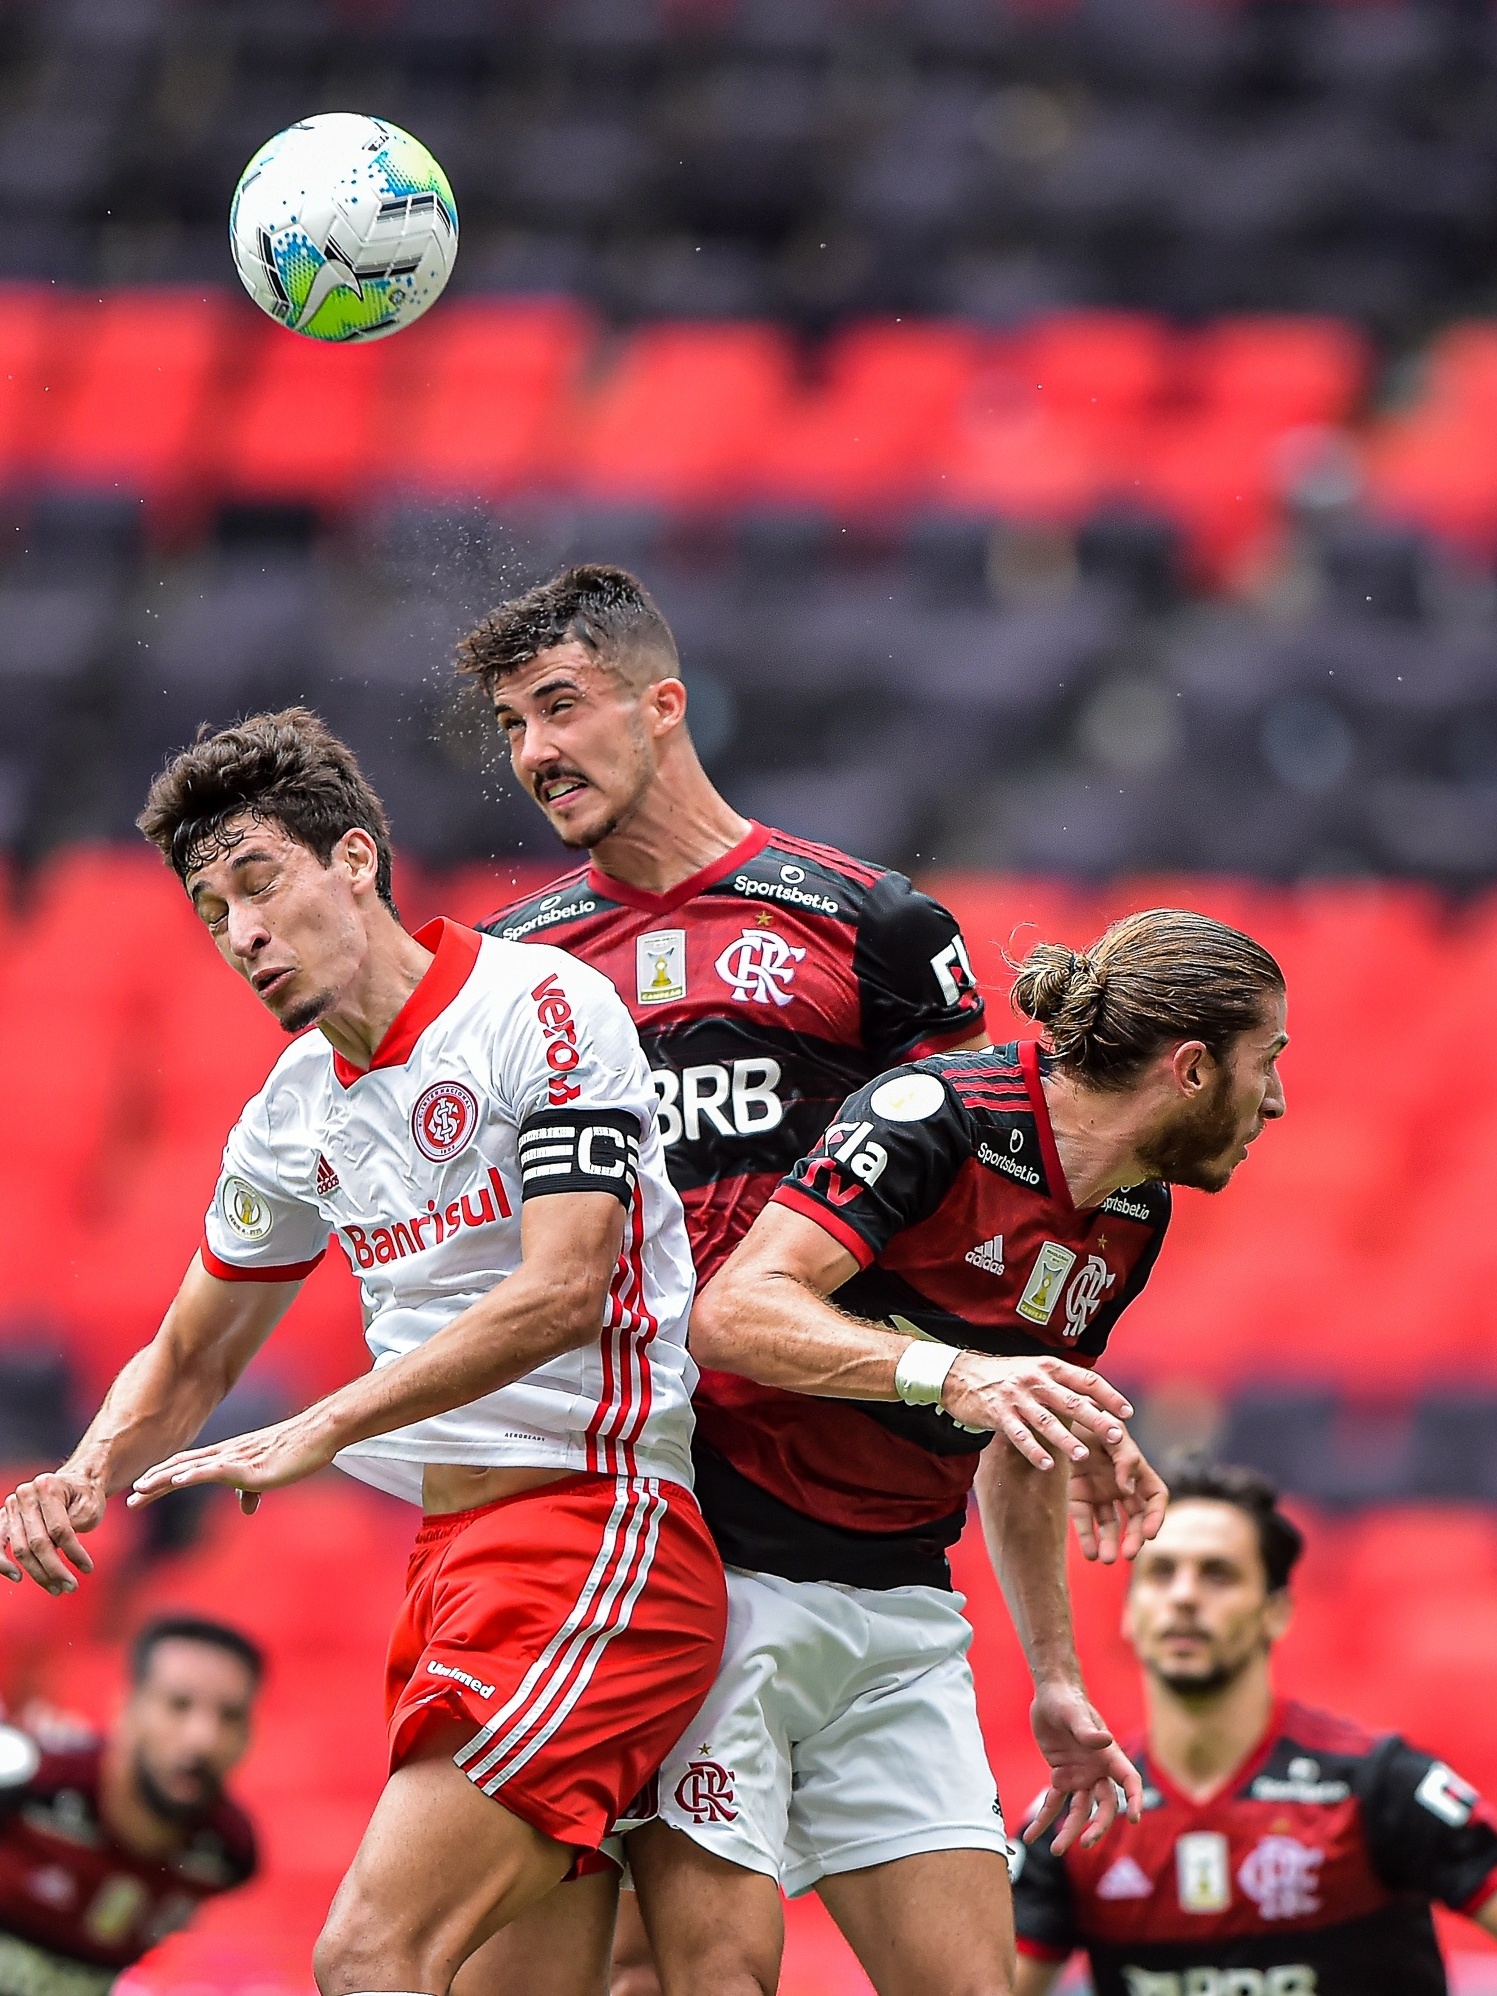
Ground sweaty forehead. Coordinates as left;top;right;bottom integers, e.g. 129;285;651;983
492;639;651;707
183;811;293;891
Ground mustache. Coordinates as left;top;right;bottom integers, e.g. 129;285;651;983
532;762;587;798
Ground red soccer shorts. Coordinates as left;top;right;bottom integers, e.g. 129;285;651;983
386;1472;727;1856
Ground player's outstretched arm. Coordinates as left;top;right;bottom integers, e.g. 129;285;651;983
0;1255;299;1594
130;1191;626;1508
693;1204;1137;1476
974;1444;1142;1856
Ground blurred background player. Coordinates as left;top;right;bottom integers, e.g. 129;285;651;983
463;565;1171;1992
0;1616;259;1996
1012;1458;1497;1994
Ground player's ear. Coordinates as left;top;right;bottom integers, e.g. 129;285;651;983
337;828;382;897
1169;1039;1214;1098
645;675;688;737
1263;1586;1293;1645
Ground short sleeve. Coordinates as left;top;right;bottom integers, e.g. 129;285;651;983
1010;1815;1078;1961
1360;1736;1497;1914
496;947;655;1204
202;1088;329;1283
770;1064;971;1268
855;873;986;1065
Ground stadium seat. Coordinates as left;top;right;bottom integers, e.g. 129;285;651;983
754;320;983;509
571;323;797;505
395;299;596;499
0;287;63;485
1182;315;1370;427
220;327;393;508
34;290;231;508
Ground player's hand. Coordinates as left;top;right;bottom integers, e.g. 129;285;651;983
128;1413;336;1514
0;1470;105;1595
1025;1678;1143;1857
941;1353;1134;1473
1069;1429;1168;1564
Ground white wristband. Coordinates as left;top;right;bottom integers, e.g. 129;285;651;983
893;1340;962;1408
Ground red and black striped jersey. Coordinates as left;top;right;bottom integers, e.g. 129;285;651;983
692;1038;1169;1588
1012;1699;1497;1995
0;1724;256;1983
479;820;985;1282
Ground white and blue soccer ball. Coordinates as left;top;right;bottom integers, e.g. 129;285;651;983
229;112;458;343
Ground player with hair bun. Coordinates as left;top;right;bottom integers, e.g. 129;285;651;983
1013;1457;1497;1994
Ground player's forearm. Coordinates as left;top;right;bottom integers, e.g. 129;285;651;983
692;1266;911;1399
975;1446;1082;1687
295;1260;607;1452
67;1261;288;1495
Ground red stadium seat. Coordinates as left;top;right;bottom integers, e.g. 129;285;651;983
395;298;595;498
1182;316;1370;428
1016;312;1174;417
221;325;393;507
572;322;797;505
0;287;63;484
755;320;983;509
36;290;231;505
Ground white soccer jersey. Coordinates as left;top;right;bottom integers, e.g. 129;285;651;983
202;918;699;1503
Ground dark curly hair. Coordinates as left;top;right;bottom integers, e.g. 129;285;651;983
1163;1452;1305;1594
454;562;679;699
1009;908;1283;1088
137;706;398;914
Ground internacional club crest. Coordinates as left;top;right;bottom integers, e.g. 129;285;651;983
411;1080;479;1162
714;928;806;1008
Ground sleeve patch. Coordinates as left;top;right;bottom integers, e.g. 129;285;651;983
1417;1762;1477;1827
869;1072;947;1122
518;1109;640;1206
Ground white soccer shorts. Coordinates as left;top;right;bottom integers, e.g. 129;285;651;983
651;1565;1013;1897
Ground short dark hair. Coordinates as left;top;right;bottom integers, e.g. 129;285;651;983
1164;1453;1305;1595
137;707;397;914
454;562;679;700
131;1615;265;1689
1010;908;1284;1087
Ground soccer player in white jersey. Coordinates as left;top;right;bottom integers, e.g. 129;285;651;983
0;708;729;1996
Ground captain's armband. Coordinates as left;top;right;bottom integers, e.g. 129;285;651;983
517;1108;641;1206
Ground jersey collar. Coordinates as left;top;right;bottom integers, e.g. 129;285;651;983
1019;1038;1076;1214
331;918;481;1088
585;821;770;917
1143;1698;1286;1812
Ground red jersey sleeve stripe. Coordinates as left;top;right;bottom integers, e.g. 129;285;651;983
768;1186;877;1269
199;1241;326;1283
1015;1939;1071;1963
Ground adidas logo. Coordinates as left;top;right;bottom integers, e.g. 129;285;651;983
964;1234;1005;1276
315;1152;340;1196
1097;1855;1153;1901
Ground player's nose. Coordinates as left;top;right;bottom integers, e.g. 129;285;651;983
224;903;271;960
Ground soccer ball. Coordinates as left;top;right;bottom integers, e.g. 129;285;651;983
229;113;458;343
